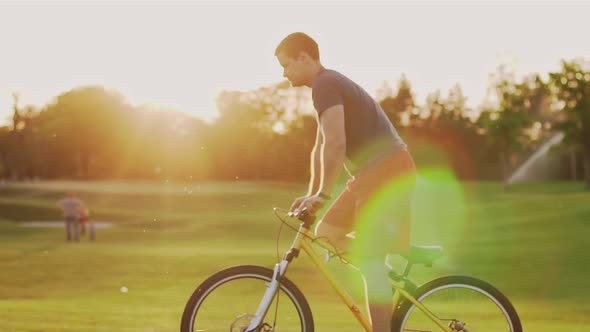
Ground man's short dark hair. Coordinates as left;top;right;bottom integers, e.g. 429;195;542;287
275;32;320;60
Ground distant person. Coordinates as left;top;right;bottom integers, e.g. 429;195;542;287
57;192;88;242
80;208;96;241
79;208;88;236
79;206;96;241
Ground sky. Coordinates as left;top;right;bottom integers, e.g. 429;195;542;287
0;0;588;125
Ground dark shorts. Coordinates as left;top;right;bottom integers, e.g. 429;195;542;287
322;150;416;256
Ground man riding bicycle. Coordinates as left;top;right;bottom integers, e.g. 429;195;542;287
275;32;417;332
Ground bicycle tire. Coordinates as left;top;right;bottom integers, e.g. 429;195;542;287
181;265;314;332
391;275;522;332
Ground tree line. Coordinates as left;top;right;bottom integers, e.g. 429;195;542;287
1;59;589;188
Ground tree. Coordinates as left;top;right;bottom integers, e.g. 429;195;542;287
0;127;11;178
0;93;40;179
35;86;134;178
413;85;483;179
549;59;590;189
207;81;315;181
477;68;545;185
379;75;416;127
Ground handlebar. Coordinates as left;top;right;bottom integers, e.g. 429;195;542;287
287;208;316;228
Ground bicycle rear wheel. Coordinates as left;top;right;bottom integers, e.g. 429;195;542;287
391;276;522;332
181;265;314;332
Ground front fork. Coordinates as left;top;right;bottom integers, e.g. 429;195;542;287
246;221;309;332
245;260;289;332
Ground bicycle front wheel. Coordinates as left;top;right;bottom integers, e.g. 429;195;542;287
181;265;314;332
392;276;522;332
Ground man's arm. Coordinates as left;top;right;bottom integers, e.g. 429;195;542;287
307;124;323;196
317;105;346;196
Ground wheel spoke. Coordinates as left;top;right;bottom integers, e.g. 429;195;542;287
394;277;521;332
181;266;313;332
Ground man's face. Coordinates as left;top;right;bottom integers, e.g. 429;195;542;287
276;51;309;87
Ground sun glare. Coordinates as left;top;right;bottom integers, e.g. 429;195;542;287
1;1;589;125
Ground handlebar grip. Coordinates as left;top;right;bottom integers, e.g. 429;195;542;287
291;208;315;227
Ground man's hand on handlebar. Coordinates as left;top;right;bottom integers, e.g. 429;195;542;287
287;207;316;226
290;195;309;213
289;194;328;217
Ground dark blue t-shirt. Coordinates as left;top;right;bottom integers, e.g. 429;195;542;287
312;68;407;174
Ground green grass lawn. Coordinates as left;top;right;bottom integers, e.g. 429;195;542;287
0;179;588;331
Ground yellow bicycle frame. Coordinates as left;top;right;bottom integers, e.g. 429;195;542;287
289;224;452;332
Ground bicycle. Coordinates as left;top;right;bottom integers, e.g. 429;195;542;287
181;208;522;332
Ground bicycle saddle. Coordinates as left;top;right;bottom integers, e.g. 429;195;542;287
401;245;443;267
